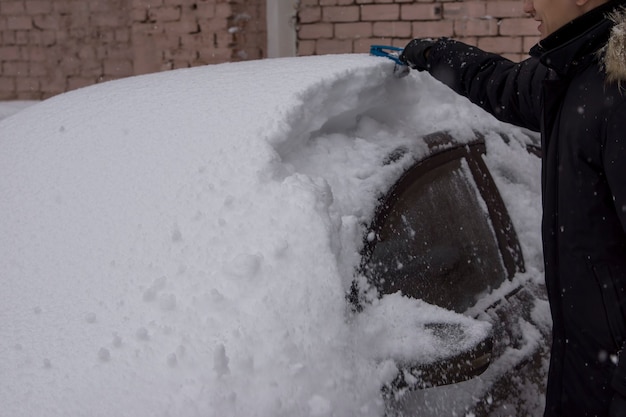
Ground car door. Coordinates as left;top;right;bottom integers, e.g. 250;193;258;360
358;132;527;391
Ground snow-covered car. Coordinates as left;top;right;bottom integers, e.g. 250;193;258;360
0;54;548;417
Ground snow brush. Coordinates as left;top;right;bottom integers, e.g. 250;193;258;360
369;45;410;78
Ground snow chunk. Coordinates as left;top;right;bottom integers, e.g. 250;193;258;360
213;344;230;377
98;348;111;362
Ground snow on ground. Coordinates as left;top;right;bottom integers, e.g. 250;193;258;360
0;54;544;417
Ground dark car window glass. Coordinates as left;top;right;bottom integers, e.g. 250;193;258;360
365;157;507;313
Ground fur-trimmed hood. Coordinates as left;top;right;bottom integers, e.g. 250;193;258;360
605;7;626;83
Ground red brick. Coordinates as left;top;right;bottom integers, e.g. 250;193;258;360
443;1;487;19
523;35;540;50
454;17;498;37
335;22;372;39
298;39;316;55
25;0;52;14
215;3;232;18
361;4;399;21
82;62;105;77
67;77;96;91
477;36;522;54
322;6;359;22
214;31;234;48
0;1;25;15
91;13;123;27
59;56;81;75
316;38;352;54
197;47;232;63
115;28;131;42
32;15;60;30
300;7;322;23
132;8;149;22
164;47;198;61
0;46;21;60
300;0;320;6
27;30;55;46
149;6;182;22
0;76;17;89
499;18;540;36
27;46;47;61
456;36;479;47
411;19;454;38
20;90;44;100
354;37;382;53
29;64;47;77
486;1;525;18
163;19;200;34
41;70;66;95
14;30;28;44
53;1;88;14
88;1;113;12
150;32;181;49
179;33;208;48
502;52;525;62
195;3;216;19
401;3;442;21
373;21;411;38
2;30;15;44
103;59;133;76
104;45;132;60
172;59;191;69
16;77;39;92
99;29;118;43
391;38;410;48
320;0;338;4
134;0;164;8
298;23;333;39
2;61;29;76
7;17;33;31
198;19;229;32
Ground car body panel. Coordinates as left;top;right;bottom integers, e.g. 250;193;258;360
0;55;546;416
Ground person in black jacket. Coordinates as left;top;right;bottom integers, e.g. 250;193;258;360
399;0;626;416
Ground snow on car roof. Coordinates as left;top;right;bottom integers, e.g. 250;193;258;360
0;54;541;416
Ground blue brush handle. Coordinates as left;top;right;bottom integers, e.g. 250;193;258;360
369;45;405;65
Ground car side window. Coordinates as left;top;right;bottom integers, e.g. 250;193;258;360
362;143;522;313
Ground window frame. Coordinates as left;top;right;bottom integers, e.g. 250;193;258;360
360;132;525;296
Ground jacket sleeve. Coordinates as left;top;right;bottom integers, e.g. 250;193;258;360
425;38;547;132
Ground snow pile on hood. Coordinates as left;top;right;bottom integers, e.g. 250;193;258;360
0;55;540;417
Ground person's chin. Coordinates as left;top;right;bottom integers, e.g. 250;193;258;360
538;22;546;39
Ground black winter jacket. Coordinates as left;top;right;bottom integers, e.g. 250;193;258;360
421;1;626;416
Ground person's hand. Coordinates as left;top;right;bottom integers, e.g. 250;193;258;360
610;392;626;417
399;38;436;71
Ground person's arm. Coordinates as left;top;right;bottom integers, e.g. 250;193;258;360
401;38;546;132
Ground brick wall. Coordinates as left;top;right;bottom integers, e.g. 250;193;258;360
0;0;266;100
296;0;540;62
1;0;538;100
